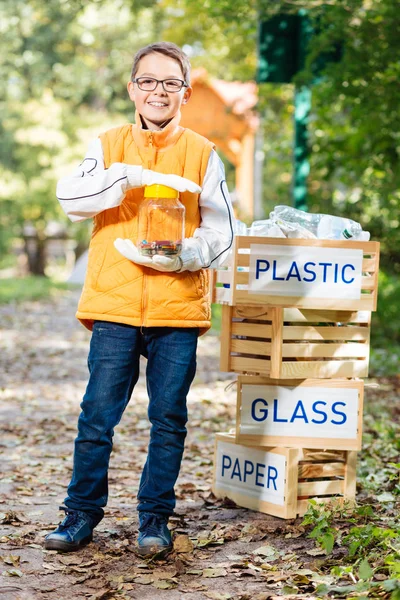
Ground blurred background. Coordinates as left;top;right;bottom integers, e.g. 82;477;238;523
0;0;399;375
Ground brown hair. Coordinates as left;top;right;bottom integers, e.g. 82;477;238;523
131;42;191;85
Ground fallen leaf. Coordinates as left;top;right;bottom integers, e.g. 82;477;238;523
305;547;327;556
58;555;84;565
152;580;176;589
186;569;203;575
134;574;154;585
0;511;29;524
204;593;232;600
253;545;280;559
88;589;113;600
202;567;227;578
3;555;21;566
2;568;23;577
282;585;299;595
152;567;178;580
173;534;194;553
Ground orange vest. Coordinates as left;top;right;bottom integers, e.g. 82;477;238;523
76;111;214;334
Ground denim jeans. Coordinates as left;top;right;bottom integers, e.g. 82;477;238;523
64;321;198;523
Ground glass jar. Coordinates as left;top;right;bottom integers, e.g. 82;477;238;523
137;184;185;257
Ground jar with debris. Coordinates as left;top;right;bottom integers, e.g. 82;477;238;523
137;184;185;257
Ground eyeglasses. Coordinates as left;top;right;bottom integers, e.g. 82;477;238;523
132;77;188;93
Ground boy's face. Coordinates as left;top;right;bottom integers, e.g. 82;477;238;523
127;52;192;130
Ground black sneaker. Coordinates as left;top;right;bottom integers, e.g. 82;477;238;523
44;506;95;552
137;512;172;556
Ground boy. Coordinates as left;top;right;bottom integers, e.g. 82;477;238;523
45;42;234;555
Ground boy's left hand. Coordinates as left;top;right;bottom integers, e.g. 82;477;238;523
114;239;183;272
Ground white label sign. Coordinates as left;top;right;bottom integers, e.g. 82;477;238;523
248;244;363;299
240;384;359;439
215;440;286;506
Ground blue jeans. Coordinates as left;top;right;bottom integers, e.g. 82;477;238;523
64;321;198;523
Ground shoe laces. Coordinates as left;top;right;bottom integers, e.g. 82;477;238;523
58;506;81;530
139;513;168;538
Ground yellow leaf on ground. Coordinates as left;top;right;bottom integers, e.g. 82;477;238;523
173;534;194;553
202;568;227;578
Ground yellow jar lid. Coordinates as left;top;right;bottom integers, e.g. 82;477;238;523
144;184;179;198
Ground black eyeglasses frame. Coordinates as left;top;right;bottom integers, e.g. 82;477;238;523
132;77;188;93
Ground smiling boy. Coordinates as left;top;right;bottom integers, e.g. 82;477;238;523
45;42;234;555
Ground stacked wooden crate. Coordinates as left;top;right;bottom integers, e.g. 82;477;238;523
212;236;380;518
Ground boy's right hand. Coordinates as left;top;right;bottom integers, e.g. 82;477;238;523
141;170;202;194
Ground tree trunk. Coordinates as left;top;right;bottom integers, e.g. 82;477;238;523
24;233;47;276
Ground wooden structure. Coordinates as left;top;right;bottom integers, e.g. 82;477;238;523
214;236;380;311
181;68;258;219
235;376;364;451
219;305;371;379
213;432;357;519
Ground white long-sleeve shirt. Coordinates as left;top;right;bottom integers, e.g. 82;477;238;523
57;138;235;271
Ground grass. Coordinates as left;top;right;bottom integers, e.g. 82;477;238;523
0;276;77;304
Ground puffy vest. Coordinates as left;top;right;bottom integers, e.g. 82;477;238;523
76;111;214;334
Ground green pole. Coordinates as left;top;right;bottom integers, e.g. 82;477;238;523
293;84;311;211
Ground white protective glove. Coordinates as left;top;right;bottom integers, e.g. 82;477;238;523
127;168;202;194
114;238;183;272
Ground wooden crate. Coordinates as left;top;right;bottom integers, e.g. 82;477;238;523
236;376;364;451
215;236;380;311
212;432;357;519
220;305;371;379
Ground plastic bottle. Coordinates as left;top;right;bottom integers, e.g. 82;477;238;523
317;215;370;241
235;219;248;235
270;205;322;237
137;184;185;256
249;219;286;238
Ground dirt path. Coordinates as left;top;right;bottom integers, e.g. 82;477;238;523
0;290;326;600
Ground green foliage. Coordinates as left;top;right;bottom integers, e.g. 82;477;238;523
0;0;158;269
300;378;400;596
210;303;222;333
371;270;400;345
302;502;400;593
0;276;74;304
302;500;338;553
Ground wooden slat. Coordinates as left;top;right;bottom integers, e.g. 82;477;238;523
238;375;364;391
237;271;249;285
282;342;369;359
238;433;361;451
297;479;344;497
231;322;272;338
235;235;380;253
233;289;377;311
361;276;376;291
283;308;371;324
237;253;251;268
286;450;300;518
298;462;345;479
282;325;370;341
220;306;233;372
300;449;346;461
270;307;283;379
344;451;357;499
371;249;380;312
230;356;270;376
231;338;271;355
362;257;378;271
280;359;369;379
234;306;273;319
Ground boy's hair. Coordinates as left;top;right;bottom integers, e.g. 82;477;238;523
131;42;191;85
